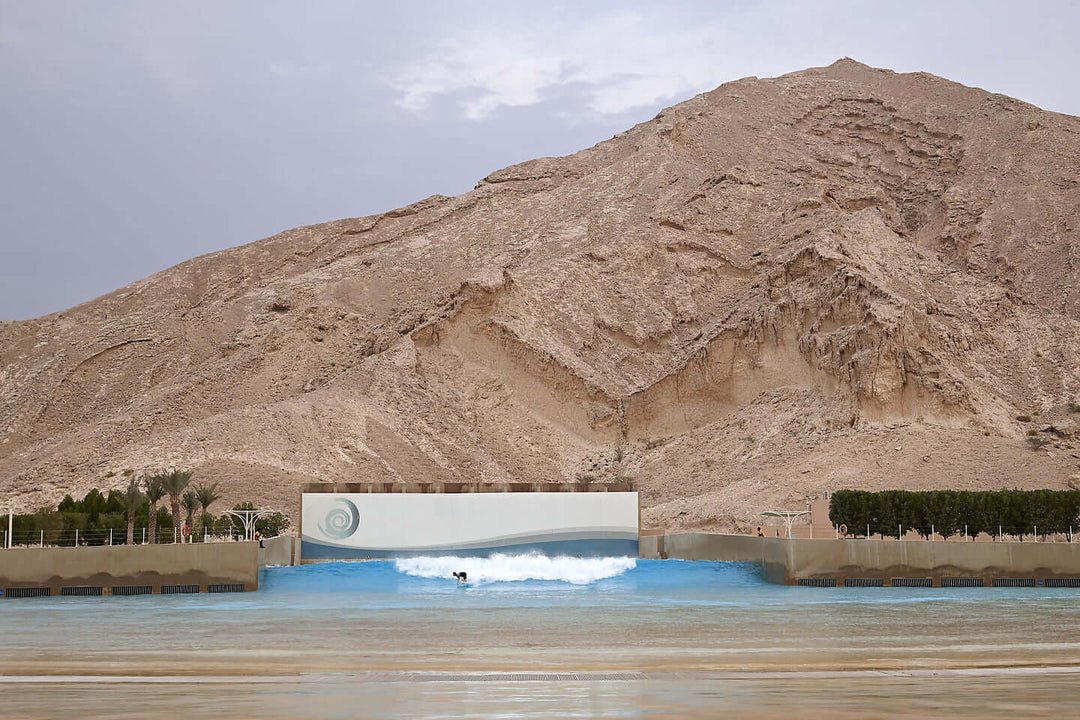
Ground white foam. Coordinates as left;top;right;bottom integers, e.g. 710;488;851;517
394;553;636;585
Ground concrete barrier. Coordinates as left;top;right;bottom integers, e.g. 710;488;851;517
0;542;259;596
640;533;1080;586
258;535;300;567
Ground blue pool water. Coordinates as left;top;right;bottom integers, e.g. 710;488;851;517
262;555;764;603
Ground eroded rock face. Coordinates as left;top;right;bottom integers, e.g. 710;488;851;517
2;59;1079;531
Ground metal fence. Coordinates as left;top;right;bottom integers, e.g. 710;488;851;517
0;526;246;548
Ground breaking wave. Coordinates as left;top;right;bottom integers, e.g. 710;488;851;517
394;553;637;585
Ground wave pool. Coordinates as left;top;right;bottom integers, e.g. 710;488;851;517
2;556;1079;718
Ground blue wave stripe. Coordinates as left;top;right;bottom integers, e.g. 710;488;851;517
302;537;640;560
303;528;639;553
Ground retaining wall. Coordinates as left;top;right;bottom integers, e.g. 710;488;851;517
0;542;259;597
640;533;1080;586
258;535;300;567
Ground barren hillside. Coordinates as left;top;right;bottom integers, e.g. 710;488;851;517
2;59;1079;532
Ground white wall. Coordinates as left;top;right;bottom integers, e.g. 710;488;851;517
301;492;639;559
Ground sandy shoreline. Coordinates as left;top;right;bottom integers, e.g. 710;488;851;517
5;667;1080;720
3;666;1080;683
3;653;1080;677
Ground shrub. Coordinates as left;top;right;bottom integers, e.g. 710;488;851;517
257;512;290;537
830;489;1080;538
221;502;291;538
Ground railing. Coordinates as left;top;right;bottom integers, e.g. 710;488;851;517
767;523;1078;542
0;527;248;548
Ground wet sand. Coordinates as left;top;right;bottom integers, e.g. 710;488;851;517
1;669;1080;720
3;608;1079;719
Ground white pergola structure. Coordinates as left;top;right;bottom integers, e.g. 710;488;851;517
760;509;810;539
222;509;276;541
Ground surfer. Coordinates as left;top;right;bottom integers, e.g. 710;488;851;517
452;571;468;584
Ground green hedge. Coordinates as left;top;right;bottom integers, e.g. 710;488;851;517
829;489;1080;539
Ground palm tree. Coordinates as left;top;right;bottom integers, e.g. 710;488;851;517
123;476;144;545
143;473;166;544
181;490;199;541
160;469;193;543
194;482;222;536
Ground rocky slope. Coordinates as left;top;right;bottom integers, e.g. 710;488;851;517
2;59;1079;531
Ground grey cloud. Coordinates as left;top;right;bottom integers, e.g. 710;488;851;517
1;0;1077;320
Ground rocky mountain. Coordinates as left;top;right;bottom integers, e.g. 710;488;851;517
2;59;1079;532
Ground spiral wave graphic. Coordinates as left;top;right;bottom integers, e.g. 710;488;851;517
319;498;360;540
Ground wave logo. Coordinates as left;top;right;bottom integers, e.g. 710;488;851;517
318;498;361;540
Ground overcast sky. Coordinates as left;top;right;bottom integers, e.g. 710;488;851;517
2;1;1078;320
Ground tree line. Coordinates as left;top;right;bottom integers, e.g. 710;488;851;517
828;489;1080;540
1;470;289;546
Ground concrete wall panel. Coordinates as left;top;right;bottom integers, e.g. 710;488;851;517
301;492;639;560
0;542;259;595
258;535;300;567
642;532;1080;585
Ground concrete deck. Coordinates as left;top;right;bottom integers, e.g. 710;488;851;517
0;541;259;596
640;533;1080;586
